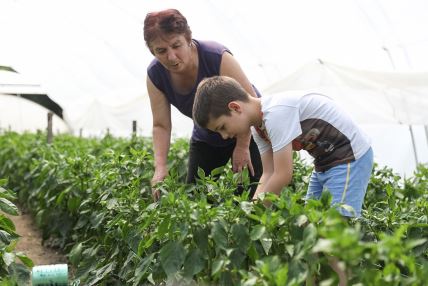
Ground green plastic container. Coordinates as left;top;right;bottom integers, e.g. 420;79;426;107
32;264;68;286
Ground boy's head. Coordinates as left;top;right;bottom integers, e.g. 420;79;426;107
193;76;250;129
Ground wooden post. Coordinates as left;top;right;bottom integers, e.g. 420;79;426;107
79;128;83;138
425;125;428;147
409;125;419;167
47;112;53;144
132;120;137;137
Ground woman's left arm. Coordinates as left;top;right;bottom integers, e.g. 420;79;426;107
220;52;258;175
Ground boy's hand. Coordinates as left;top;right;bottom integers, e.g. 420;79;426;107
252;191;273;208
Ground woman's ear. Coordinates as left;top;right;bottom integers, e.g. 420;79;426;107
228;101;241;112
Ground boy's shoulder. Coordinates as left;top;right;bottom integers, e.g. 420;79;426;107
261;91;332;110
261;91;306;111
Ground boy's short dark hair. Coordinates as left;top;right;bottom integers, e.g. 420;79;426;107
193;76;250;128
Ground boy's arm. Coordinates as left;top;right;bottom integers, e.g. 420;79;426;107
252;149;274;200
252;143;293;200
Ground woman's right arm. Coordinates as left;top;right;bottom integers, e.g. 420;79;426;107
147;76;172;200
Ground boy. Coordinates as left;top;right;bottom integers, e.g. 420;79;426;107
192;76;373;217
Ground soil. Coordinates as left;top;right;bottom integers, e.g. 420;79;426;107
7;208;68;266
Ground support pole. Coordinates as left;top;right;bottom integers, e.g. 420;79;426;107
132;120;137;137
425;125;428;147
47;112;53;144
409;125;419;167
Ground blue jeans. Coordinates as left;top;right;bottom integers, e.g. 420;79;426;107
306;147;374;217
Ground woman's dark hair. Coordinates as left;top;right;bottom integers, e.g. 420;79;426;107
143;9;192;54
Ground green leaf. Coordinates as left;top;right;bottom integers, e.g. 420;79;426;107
137;239;145;257
143;236;155;249
69;242;83;266
275;265;289;286
0;186;16;200
13;263;32;286
220;271;233;286
339;204;356;216
320;191;332;207
243;277;258;286
160;241;186;276
0;229;12;244
133;253;155;284
211;257;224;276
157;218;170;238
250;225;266;241
106;198;118;210
56;189;67;205
312;238;333;253
194;227;209;255
295;215;308;227
303;223;317;249
74;257;96;279
212;221;228;250
3;252;15;267
260;236;272;255
231;224;250;251
0;198;19;215
88;262;116;286
67;196;81;213
197;168;206;180
406;238;428;249
90;212;104;228
16;252;34;267
183;248;205;277
211;166;225;177
240;201;254;215
0;215;16;232
228;248;246;268
247;243;259;262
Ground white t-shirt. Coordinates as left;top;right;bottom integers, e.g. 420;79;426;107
251;91;371;172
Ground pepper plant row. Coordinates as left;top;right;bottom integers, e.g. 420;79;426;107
0;132;427;285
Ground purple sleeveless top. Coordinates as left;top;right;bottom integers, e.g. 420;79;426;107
147;39;261;146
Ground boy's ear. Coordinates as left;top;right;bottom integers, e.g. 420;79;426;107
228;101;241;112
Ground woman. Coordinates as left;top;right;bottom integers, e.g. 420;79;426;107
144;9;262;201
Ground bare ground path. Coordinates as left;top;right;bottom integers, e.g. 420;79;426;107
7;208;68;266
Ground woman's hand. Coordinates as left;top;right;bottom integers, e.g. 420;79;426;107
151;168;168;202
232;145;254;176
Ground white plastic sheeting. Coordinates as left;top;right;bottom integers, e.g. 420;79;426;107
0;0;427;176
264;60;428;176
0;69;47;95
0;70;70;132
264;60;428;125
0;94;69;133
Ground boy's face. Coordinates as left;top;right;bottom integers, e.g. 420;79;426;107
206;102;250;140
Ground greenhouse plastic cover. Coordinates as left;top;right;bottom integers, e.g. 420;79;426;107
0;0;427;176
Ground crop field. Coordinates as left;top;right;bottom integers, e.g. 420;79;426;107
0;132;427;285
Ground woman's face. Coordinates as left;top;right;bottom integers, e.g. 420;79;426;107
150;34;192;73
